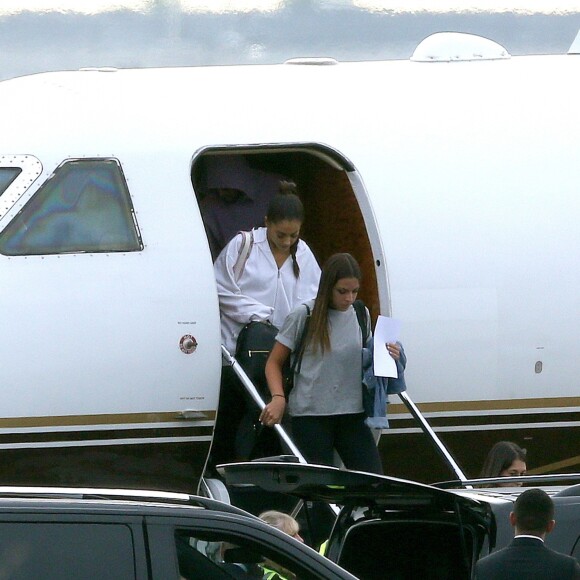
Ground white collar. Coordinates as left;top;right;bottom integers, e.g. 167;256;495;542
515;534;544;543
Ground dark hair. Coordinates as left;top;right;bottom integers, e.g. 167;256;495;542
514;488;554;534
480;441;527;478
265;181;304;277
266;181;304;223
306;253;362;353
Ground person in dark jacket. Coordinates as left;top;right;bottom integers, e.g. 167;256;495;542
474;488;580;580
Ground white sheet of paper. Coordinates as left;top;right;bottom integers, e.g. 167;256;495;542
373;316;402;378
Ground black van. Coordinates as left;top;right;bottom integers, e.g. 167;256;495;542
0;486;356;580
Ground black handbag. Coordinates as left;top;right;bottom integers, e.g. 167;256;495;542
233;308;310;461
235;304;312;400
235;321;278;398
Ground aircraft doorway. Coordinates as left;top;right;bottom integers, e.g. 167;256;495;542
192;145;387;504
191;145;382;320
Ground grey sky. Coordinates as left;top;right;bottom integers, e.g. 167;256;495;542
1;1;579;81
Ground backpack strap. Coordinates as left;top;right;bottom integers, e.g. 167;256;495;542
353;299;370;344
233;230;254;282
292;304;311;375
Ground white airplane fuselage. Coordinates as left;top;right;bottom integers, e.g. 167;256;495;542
0;51;578;490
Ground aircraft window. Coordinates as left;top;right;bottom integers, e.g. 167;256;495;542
0;167;21;196
0;159;142;256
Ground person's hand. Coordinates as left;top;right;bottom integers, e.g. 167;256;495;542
259;397;286;426
386;342;400;361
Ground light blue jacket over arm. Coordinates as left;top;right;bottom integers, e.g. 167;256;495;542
362;338;407;429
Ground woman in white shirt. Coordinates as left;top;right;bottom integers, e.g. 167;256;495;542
210;183;321;467
214;188;321;355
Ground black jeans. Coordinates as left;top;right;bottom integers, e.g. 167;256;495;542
291;413;383;475
209;367;281;472
208;366;246;471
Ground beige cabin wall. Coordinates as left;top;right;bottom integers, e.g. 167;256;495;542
297;154;379;324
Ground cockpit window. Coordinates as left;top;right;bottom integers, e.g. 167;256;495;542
0;158;142;256
0;168;21;196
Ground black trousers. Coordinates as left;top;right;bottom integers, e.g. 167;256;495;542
208;367;245;471
291;413;383;475
209;366;281;473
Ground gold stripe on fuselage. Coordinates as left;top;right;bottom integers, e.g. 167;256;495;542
388;396;580;415
528;455;580;475
0;410;216;429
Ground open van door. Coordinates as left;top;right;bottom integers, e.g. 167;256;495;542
221;461;493;580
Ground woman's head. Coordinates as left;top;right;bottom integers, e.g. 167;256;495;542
317;253;362;309
265;180;304;225
307;253;362;352
259;510;303;542
480;441;527;486
265;181;304;276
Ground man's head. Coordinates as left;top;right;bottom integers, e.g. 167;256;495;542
510;488;555;538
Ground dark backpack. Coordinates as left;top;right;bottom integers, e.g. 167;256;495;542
234;307;310;460
353;299;370;344
235;321;279;399
235;304;312;399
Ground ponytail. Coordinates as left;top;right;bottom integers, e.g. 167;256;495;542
266;180;304;278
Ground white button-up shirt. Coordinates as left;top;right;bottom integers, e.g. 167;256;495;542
214;227;321;355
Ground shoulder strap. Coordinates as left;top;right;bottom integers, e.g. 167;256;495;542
233;230;254;282
353;299;369;343
292;304;311;374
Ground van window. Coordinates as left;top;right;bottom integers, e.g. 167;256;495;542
174;529;316;580
0;159;142;256
0;522;136;579
0;167;21;195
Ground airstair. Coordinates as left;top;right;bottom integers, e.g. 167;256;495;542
201;346;470;504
